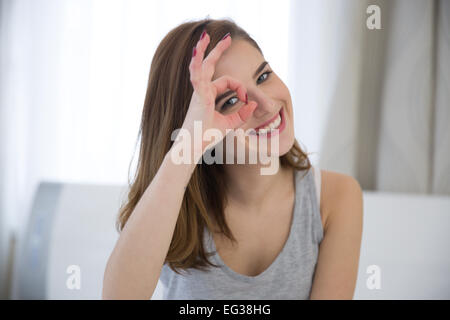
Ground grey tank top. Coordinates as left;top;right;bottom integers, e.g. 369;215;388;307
158;166;323;299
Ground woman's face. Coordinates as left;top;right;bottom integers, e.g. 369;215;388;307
212;39;295;161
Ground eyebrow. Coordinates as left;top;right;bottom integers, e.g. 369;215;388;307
215;61;269;105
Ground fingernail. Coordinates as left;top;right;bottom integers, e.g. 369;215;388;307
245;93;248;104
221;32;230;41
192;46;197;57
200;29;206;40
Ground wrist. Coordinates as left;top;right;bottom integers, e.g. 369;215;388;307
166;143;200;173
170;124;204;164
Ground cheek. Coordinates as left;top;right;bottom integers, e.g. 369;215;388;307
283;91;294;116
276;77;292;103
280;130;295;155
217;134;295;159
280;111;296;155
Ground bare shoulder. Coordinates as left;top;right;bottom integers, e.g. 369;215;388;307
309;169;363;299
319;170;363;232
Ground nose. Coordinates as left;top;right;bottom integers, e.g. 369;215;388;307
248;88;277;118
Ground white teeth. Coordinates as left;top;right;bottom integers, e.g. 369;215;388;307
270;114;281;129
256;113;281;135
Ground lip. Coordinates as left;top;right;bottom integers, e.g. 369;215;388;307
249;108;286;138
254;111;281;130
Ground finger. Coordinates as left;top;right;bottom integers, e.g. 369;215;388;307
195;32;211;69
202;33;232;81
189;32;211;89
212;75;247;104
215;101;257;129
238;102;258;122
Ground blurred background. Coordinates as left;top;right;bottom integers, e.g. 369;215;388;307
0;0;449;299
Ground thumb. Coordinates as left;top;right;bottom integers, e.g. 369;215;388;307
216;101;257;130
237;101;257;123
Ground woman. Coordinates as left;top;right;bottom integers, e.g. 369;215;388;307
102;18;363;300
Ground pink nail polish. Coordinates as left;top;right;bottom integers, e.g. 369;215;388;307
221;32;230;41
200;29;206;40
192;46;197;57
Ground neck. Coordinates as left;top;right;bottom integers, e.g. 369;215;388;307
223;158;295;213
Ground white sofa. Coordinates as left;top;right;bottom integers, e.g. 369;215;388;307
9;181;450;299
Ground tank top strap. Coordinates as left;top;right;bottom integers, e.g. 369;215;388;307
291;167;324;245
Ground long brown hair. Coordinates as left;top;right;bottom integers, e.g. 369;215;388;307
116;18;312;275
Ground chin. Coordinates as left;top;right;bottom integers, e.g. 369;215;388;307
265;129;295;157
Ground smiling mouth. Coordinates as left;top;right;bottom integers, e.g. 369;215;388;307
250;109;284;136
